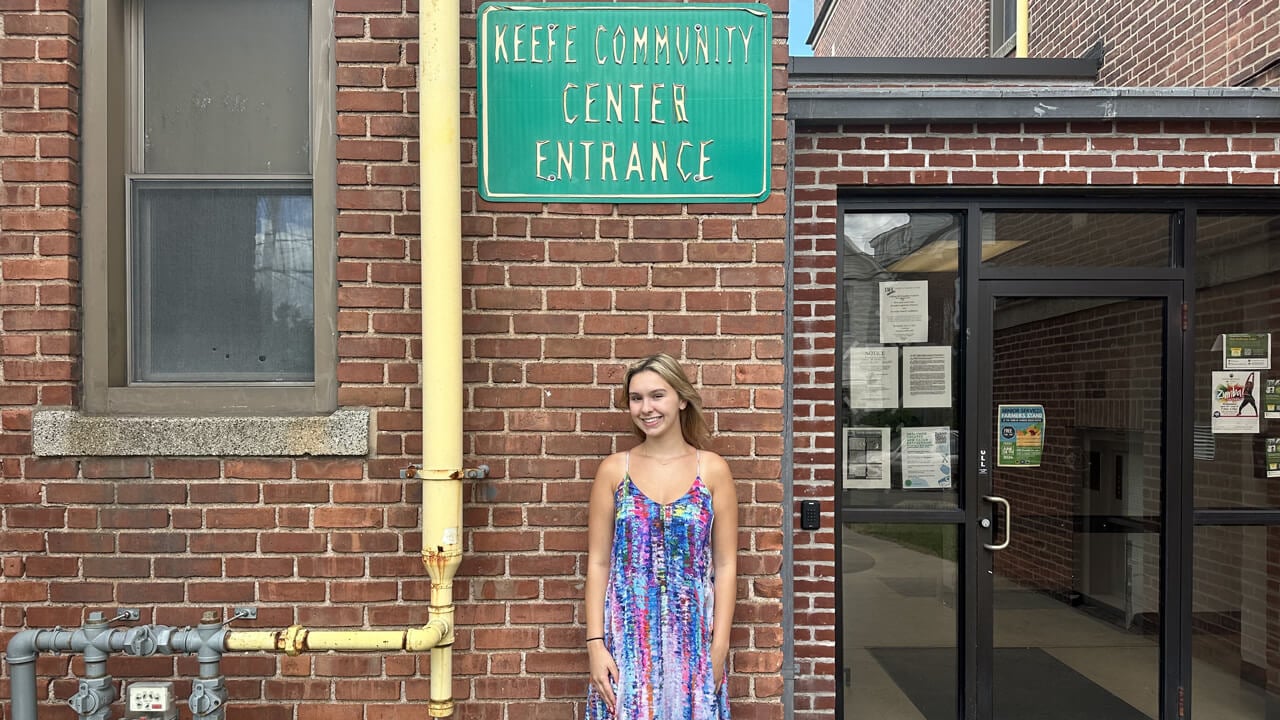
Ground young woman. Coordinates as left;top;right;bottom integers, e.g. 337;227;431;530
584;353;738;720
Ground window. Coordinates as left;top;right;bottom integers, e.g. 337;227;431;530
990;0;1017;56
839;211;963;508
81;0;336;414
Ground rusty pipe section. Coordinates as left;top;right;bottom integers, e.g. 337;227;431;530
224;622;449;655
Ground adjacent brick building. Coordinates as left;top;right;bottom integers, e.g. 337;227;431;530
791;2;1280;720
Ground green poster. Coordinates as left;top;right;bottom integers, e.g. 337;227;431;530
1267;437;1280;479
1222;332;1271;370
997;404;1045;467
1265;377;1280;419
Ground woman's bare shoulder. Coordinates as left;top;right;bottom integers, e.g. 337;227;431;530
698;450;735;493
593;451;628;487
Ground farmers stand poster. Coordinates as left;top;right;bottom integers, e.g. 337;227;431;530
997;404;1045;467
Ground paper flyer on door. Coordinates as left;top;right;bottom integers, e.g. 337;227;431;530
1210;371;1260;434
901;426;953;489
844;427;891;490
1266;438;1280;479
1221;332;1271;370
997;404;1045;467
878;280;928;344
1265;378;1280;420
902;346;951;408
846;346;898;409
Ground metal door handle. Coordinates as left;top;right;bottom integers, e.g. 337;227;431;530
983;495;1011;551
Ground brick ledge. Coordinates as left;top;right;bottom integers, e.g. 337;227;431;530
32;409;370;457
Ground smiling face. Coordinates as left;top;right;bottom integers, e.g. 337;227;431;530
627;369;687;442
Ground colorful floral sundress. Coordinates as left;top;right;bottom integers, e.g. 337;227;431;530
586;451;729;720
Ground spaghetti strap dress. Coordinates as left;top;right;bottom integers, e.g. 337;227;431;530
586;451;729;720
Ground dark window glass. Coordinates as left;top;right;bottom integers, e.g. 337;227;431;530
1192;525;1279;718
982;212;1173;268
132;183;314;382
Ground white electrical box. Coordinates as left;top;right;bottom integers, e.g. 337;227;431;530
125;681;177;720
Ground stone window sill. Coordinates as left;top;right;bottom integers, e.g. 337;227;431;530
32;409;370;457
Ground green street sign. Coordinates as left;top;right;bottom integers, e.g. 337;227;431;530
477;2;772;203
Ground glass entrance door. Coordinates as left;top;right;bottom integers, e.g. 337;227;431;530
975;281;1182;720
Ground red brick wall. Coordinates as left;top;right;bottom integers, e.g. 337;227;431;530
811;0;983;58
789;118;1280;717
1027;0;1280;86
0;2;79;431
813;0;1280;88
0;2;790;719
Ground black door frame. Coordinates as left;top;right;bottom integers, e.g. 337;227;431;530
970;278;1185;720
834;193;1280;720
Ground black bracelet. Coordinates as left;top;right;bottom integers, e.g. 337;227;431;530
586;636;604;643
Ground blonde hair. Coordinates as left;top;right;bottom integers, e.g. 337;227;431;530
623;353;711;449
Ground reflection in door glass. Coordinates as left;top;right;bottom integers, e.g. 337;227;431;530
840;212;962;511
981;212;1173;268
1190;213;1280;717
990;295;1162;720
1192;526;1280;719
1193;213;1280;509
843;524;957;720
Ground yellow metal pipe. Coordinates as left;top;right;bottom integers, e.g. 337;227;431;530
429;644;453;716
419;0;464;715
407;619;451;652
225;623;449;656
303;631;412;652
420;0;462;476
223;632;278;653
1015;0;1029;57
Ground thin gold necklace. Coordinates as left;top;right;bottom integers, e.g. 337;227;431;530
639;449;692;466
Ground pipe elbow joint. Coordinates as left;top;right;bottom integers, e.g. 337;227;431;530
5;629;43;665
405;619;452;651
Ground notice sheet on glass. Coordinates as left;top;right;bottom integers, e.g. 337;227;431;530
1266;438;1280;479
902;346;951;408
997;404;1045;467
878;280;929;344
845;427;891;490
847;346;899;409
901;426;953;489
1211;370;1261;434
1265;378;1280;420
1221;333;1271;370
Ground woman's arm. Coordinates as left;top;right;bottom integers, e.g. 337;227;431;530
706;452;739;688
585;453;622;708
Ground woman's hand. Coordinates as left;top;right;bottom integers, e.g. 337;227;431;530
589;642;619;710
711;642;730;688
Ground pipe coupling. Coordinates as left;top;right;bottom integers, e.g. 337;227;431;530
400;464;489;480
124;625;158;656
279;625;308;656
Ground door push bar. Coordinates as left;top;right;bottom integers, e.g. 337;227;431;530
982;495;1011;551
